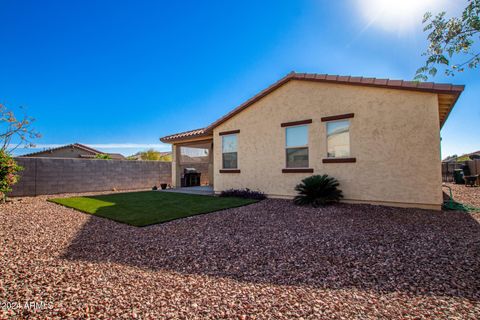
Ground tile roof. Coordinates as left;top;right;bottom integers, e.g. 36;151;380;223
160;128;209;143
160;72;465;143
19;143;103;157
106;153;126;160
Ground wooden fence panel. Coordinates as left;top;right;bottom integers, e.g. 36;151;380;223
442;162;463;182
443;159;480;183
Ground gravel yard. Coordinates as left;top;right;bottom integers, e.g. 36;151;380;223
1;193;479;319
443;182;480;209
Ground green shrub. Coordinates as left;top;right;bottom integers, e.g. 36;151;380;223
94;153;112;160
293;174;343;207
0;150;23;202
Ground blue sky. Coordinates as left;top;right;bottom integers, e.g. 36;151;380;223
1;0;478;158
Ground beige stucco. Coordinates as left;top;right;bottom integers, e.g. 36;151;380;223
212;80;442;210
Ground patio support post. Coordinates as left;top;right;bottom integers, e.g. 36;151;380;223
171;144;182;188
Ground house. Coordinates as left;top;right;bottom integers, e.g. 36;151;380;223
443;150;480;162
160;72;464;210
20;143;126;160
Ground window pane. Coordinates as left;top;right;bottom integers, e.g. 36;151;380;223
222;134;237;153
327;120;350;158
223;152;238;169
286;147;309;168
286;125;308;147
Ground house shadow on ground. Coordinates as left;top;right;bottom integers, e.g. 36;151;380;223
61;199;480;300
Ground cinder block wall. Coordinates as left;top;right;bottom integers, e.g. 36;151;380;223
10;157;172;197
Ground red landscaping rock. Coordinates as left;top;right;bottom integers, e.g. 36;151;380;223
1;192;479;319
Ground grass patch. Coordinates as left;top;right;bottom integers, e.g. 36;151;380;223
49;191;257;227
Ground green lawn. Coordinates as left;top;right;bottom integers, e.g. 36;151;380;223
49;191;257;227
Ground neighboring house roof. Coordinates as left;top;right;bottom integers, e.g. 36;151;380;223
20;143;103;157
20;143;126;160
106;153;126;160
444;150;480;162
128;154;142;160
467;150;480;157
160;72;465;143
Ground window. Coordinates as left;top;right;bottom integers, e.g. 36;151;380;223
222;134;238;169
285;125;309;168
326;120;350;158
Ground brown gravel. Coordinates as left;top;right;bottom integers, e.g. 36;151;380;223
443;182;480;208
1;192;480;319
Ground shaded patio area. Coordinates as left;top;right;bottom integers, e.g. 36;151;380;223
172;139;214;188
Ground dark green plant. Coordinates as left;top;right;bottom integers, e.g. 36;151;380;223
293;174;343;207
220;188;266;200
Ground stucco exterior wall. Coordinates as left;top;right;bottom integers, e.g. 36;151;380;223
213;80;442;209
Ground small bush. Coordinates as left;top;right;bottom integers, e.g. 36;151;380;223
0;150;23;203
95;154;112;160
220;188;266;200
294;174;343;207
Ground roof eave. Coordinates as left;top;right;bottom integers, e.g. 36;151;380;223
205;73;294;132
162;72;464;137
439;88;464;129
205;73;465;131
159;130;212;144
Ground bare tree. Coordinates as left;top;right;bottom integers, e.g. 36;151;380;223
0;103;41;153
